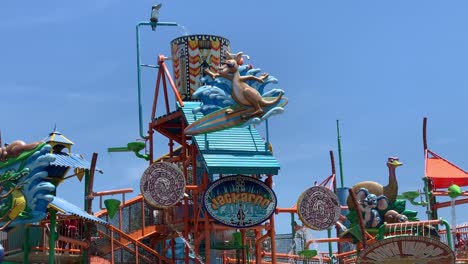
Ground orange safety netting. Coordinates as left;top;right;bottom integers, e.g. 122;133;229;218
425;150;468;188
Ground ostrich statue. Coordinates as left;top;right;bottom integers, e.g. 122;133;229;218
347;157;403;210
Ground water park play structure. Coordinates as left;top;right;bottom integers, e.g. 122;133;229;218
1;5;468;264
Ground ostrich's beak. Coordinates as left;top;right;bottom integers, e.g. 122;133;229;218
390;159;403;167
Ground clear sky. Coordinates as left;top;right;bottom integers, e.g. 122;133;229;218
2;0;468;243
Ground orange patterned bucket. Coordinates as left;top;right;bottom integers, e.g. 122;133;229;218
170;35;230;100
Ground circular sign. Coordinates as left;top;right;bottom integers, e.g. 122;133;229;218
203;175;277;228
297;186;341;230
358;236;455;264
140;162;186;208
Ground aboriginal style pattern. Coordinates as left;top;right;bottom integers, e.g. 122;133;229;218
297;186;341;231
140;162;186;208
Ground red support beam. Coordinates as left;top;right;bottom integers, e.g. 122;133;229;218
159;56;184;107
266;175;277;264
433;198;468;209
93;188;134;196
161;61;170;115
151;67;163;121
432;191;468;197
275;207;297;214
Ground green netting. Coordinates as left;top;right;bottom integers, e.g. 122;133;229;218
128;203;142;234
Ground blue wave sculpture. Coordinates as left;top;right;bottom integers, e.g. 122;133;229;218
0;144;56;229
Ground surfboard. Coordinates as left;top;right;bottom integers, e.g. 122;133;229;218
184;97;288;135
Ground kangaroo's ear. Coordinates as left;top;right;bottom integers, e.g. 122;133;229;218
235;52;243;62
226;52;233;60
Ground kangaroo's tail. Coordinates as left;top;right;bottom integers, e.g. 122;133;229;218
259;91;283;107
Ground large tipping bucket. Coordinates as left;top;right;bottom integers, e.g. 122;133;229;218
170;35;230;100
104;198;121;219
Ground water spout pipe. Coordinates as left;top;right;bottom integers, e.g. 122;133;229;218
441;218;454;250
136;21;178;139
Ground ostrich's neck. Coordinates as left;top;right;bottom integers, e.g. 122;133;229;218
385;166;398;195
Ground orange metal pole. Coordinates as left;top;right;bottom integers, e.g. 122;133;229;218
93;188;134;196
349;188;367;248
160;58;184;107
184;200;189;263
257;231;271;244
186;185;199;190
305;237;353;248
204;172;211;264
263;252;331;262
180;118;190;264
161;63;170;114
432;191;468;197
151;66;163;120
266;175;277;264
135;244;139;264
110;228;115;264
255;230;262;264
141;197;145;237
433;198;468;209
204;214;211;263
275;207;297;214
192;145;201;264
334;250;358;258
329;150;343;259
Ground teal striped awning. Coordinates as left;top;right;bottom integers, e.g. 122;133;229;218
50;197;107;225
180;102;280;175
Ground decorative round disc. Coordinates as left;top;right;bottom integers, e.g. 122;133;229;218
297;186;341;230
140;162;186;208
357;236;455;264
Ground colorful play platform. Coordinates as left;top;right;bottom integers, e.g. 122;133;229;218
1;6;468;264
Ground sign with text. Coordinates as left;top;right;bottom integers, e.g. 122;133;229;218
358;236;455;264
203;175;277;228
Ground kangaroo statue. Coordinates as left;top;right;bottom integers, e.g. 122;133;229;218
204;52;283;119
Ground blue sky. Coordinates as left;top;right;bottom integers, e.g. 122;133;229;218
2;0;468;242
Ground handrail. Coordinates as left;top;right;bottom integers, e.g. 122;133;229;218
97;230;153;264
377;218;454;249
107;224;172;263
95;194;145;217
262;251;331;262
